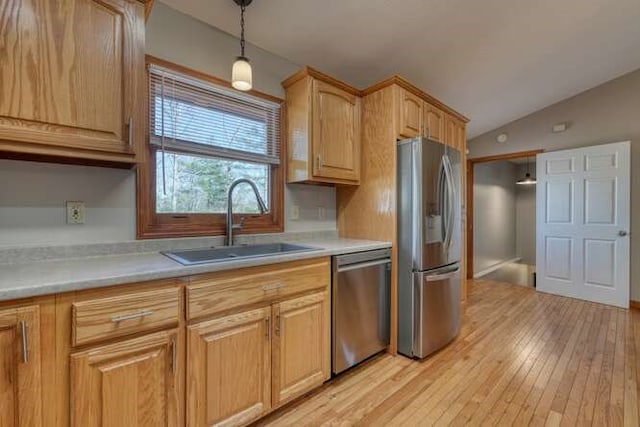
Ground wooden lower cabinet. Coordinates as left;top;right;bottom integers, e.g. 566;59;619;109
69;329;180;427
0;305;42;427
186;291;330;427
272;291;330;406
4;258;331;427
186;307;272;427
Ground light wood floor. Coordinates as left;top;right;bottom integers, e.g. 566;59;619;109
258;280;640;426
482;263;535;288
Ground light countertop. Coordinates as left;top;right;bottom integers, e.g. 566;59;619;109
0;237;391;301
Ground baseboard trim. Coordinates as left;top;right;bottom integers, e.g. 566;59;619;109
631;300;640;310
474;257;523;279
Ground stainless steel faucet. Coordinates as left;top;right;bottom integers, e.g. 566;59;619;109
226;178;268;246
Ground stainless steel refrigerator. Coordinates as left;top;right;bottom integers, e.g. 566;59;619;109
397;137;462;358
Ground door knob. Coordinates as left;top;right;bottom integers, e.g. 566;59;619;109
618;230;628;237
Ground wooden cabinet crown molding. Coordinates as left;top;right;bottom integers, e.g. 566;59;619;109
282;66;360;95
282;67;468;124
361;75;469;124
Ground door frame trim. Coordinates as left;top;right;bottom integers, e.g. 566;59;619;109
466;149;545;279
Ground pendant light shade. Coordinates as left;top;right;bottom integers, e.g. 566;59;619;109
232;0;253;91
516;172;537;185
232;56;252;91
516;157;537;185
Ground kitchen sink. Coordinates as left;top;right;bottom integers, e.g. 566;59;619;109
161;242;320;265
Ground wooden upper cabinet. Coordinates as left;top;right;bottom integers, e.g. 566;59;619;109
456;119;466;153
0;0;145;164
187;307;271;427
0;305;42;427
443;114;456;149
443;114;466;152
283;67;361;185
272;291;329;406
312;80;361;183
397;88;423;139
69;329;180;427
423;102;445;143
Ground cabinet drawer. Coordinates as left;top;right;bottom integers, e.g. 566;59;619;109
72;286;181;347
187;258;330;320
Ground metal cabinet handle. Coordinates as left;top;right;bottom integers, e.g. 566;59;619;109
20;320;28;363
170;339;177;373
265;317;271;339
111;310;154;323
262;282;284;292
316;155;322;170
128;117;134;146
275;314;281;336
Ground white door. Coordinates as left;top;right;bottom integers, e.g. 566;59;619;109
536;141;630;308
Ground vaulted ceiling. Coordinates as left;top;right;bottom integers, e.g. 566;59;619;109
160;0;640;138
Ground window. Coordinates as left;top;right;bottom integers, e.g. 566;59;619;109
137;57;284;238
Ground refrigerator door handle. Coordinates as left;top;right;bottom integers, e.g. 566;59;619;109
412;273;422;357
443;155;456;252
424;267;461;282
438;158;447;246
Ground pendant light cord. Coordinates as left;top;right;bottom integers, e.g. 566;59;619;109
240;1;246;57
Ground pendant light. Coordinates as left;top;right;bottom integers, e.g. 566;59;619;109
232;0;253;91
516;157;537;185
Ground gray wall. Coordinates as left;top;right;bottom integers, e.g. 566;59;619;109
515;164;536;265
473;161;518;274
469;68;640;300
0;160;136;247
0;2;336;247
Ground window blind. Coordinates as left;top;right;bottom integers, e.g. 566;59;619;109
148;64;281;165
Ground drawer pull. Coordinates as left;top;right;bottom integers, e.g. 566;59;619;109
111;310;155;323
262;282;284;292
20;320;28;363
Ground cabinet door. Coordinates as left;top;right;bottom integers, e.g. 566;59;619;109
70;329;180;427
0;0;144;160
423;102;445;143
272;291;329;406
187;307;271;427
443;114;456;148
312;80;361;182
456;120;466;153
397;89;423;138
0;306;42;427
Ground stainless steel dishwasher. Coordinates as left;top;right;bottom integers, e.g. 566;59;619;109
332;248;391;374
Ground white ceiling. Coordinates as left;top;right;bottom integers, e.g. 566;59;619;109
160;0;640;138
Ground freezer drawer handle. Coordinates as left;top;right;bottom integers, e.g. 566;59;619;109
336;258;391;273
424;267;460;282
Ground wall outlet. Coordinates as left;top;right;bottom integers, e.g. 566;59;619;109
290;205;300;220
317;206;325;220
66;201;85;224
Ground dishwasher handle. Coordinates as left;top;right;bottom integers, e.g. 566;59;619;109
336;258;391;273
